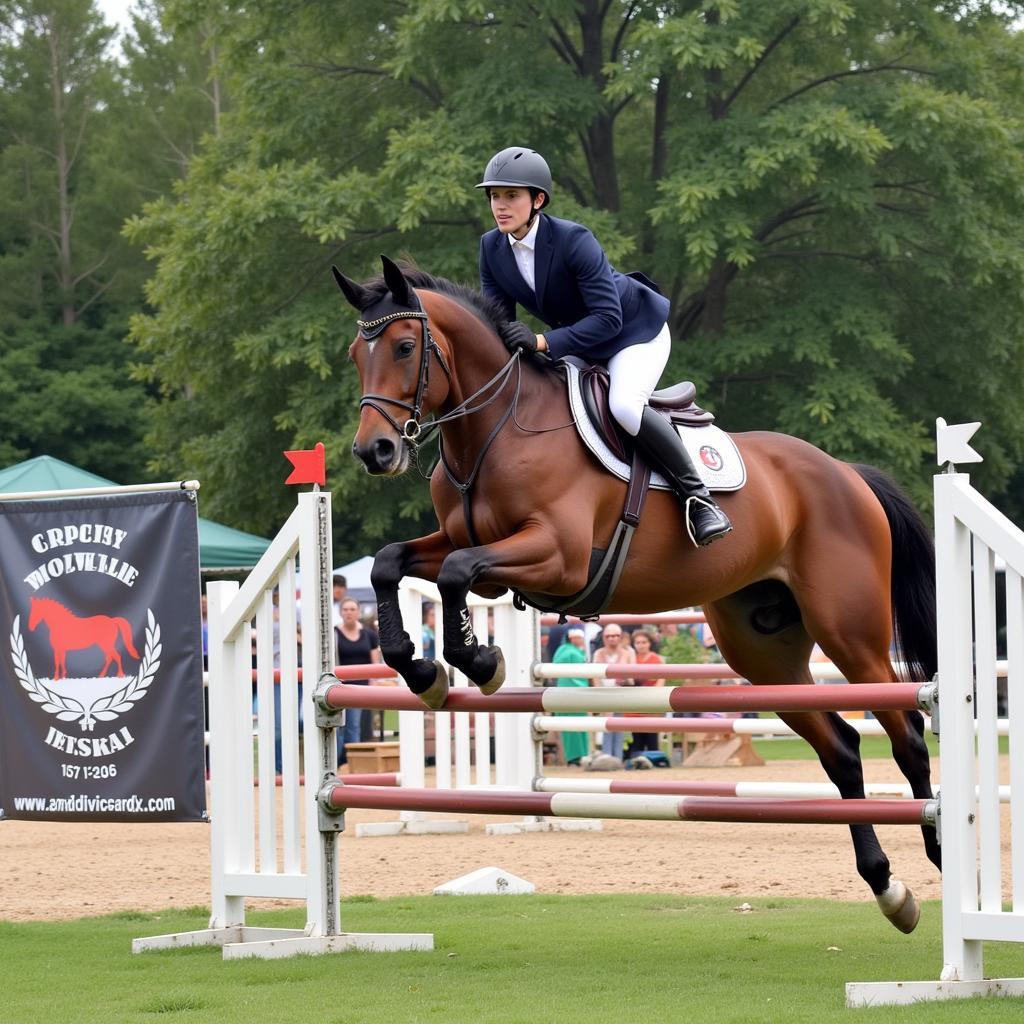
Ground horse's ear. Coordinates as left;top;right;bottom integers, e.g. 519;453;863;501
331;266;373;311
380;254;415;307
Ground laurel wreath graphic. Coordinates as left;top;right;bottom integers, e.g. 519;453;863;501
10;609;161;732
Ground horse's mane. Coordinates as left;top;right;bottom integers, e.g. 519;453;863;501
32;596;62;609
361;265;507;335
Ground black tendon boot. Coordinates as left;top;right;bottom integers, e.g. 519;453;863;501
633;407;733;546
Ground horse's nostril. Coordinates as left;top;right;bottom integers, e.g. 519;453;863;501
374;438;396;464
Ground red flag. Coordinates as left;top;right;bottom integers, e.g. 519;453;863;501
283;442;326;486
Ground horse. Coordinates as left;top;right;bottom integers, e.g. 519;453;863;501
28;597;139;680
333;255;939;934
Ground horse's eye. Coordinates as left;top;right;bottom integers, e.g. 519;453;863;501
396;339;417;359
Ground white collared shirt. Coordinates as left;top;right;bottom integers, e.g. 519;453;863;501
508;217;540;292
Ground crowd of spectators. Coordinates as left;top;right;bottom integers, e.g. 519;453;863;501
542;614;730;767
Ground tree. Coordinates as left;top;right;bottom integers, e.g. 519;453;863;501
127;1;1024;555
0;0;226;482
0;0;158;479
0;0;118;324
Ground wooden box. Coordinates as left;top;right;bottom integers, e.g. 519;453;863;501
344;741;401;773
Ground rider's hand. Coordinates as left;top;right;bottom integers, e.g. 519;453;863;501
499;321;540;356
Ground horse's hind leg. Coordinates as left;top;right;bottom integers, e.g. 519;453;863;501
796;568;940;874
872;709;939;869
796;570;937;923
777;710;920;933
705;587;920;933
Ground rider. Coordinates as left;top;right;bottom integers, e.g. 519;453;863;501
476;146;732;547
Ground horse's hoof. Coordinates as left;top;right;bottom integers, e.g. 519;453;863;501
475;646;505;695
416;662;449;710
876;878;920;934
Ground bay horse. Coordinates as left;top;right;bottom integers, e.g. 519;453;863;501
333;256;939;933
28;597;139;679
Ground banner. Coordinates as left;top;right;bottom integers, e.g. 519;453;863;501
0;490;206;822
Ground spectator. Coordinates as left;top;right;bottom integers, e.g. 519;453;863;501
624;628;665;761
653;621;677;656
422;603;436;661
335;597;381;770
592;623;635;760
544;620;570;662
331;573;347;629
552;627;590;766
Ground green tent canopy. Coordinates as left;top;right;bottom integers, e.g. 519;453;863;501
0;455;270;571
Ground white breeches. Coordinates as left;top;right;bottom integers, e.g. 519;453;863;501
606;323;671;437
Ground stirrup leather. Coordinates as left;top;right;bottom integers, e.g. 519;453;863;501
684;495;731;548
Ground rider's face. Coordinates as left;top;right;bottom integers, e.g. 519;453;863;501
489;187;543;239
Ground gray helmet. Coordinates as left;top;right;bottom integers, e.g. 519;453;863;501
476;147;552;206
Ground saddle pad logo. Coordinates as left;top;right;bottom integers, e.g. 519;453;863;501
699;445;724;471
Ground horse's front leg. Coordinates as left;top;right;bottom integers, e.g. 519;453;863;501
436;527;566;697
371;531;456;708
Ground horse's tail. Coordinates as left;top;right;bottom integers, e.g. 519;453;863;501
117;618;140;659
853;464;936;683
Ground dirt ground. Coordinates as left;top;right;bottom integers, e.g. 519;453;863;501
0;757;962;922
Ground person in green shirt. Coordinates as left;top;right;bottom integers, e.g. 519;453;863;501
552;628;591;765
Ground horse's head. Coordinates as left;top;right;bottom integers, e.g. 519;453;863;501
28;597;42;631
334;255;452;476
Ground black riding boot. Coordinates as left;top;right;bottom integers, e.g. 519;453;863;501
633;407;733;547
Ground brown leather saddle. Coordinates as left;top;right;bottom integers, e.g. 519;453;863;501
511;363;716;621
577;364;715;464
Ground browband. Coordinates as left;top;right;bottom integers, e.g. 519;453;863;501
357;309;428;339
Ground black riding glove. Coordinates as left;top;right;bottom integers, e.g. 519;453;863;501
499;321;539;356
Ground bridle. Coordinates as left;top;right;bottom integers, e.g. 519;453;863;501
356;304;523;464
357;308;452;445
354;292;577;547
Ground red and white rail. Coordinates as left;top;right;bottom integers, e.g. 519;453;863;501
321;782;935;827
320;679;934;715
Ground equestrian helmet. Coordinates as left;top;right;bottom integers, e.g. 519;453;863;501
476;147;552;207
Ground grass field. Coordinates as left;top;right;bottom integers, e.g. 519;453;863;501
3;896;1023;1023
752;732;941;762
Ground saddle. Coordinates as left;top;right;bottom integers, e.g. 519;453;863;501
577;364;715;464
512;362;720;622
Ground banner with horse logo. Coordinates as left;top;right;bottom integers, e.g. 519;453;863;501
0;490;206;821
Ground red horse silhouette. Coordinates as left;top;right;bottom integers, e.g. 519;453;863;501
28;597;139;680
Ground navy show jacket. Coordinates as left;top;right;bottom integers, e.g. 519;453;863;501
478;213;671;362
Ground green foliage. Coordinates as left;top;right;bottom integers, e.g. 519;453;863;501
0;0;229;481
124;0;1024;547
658;628;709;668
0;0;159;477
5;2;1024;541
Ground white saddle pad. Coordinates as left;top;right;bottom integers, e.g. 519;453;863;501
563;358;746;493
